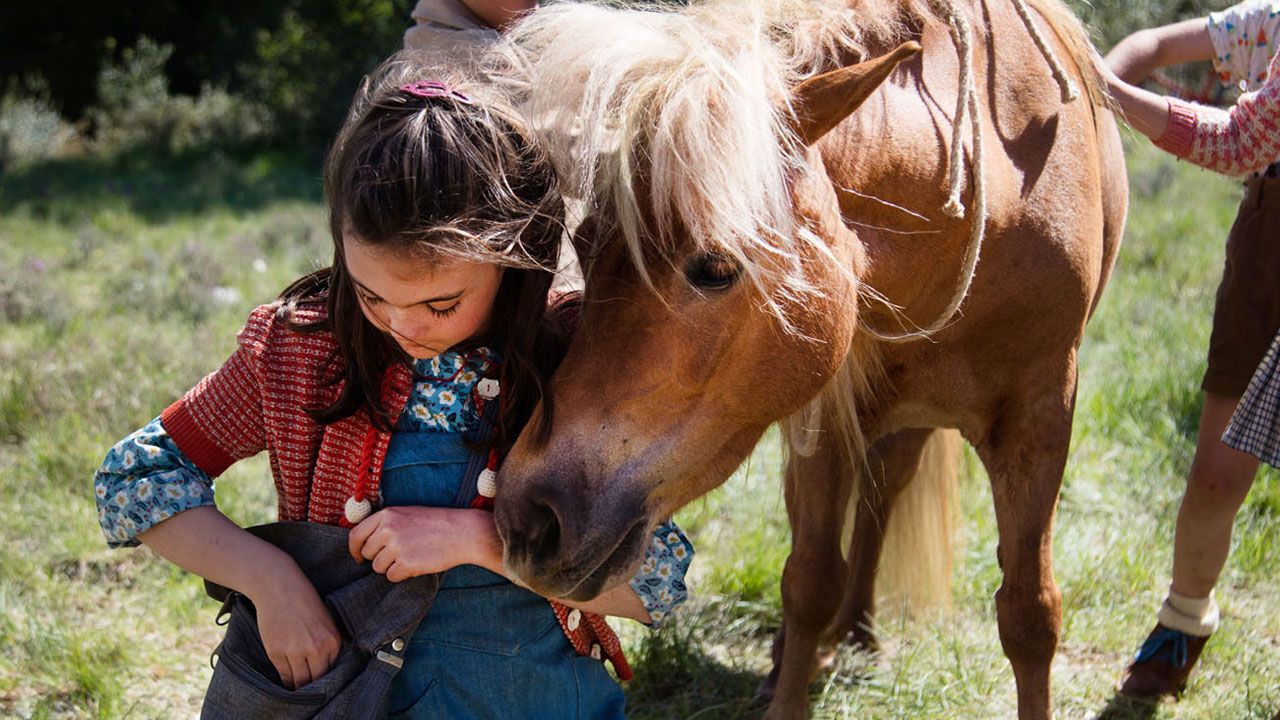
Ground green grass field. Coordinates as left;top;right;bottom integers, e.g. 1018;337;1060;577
1;136;1276;719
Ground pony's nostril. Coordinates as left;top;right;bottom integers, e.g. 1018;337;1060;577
513;496;563;567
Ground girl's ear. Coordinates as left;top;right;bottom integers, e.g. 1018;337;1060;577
788;41;923;146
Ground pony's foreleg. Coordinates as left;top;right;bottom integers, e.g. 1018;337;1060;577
832;428;936;649
760;434;857;720
975;367;1077;720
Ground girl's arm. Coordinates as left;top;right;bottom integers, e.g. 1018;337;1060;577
1104;51;1280;176
1104;18;1214;84
349;507;693;623
96;304;342;688
138;506;343;690
96;414;343;690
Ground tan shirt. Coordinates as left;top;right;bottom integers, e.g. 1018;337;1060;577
404;0;500;54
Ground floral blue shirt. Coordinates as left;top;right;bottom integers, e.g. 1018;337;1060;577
94;347;692;625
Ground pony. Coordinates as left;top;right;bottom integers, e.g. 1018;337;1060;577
482;0;1127;717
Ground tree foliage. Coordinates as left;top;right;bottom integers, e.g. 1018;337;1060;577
0;0;411;146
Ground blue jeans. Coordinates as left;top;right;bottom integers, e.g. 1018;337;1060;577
380;431;626;719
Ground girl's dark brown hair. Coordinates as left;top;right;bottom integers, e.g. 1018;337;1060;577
280;55;570;451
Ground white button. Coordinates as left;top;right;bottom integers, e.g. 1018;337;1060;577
567;608;581;631
477;469;497;498
477;378;500;399
391;638;405;652
344;496;372;524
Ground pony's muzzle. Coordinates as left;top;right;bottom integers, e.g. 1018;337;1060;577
495;473;650;601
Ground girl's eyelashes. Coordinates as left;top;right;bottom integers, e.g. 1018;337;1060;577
356;290;459;320
428;302;461;319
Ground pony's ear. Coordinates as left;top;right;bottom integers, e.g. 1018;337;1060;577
789;41;922;146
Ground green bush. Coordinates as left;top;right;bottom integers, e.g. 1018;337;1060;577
0;79;78;171
238;0;411;144
88;37;271;155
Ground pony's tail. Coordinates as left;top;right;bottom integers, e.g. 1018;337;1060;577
872;428;963;614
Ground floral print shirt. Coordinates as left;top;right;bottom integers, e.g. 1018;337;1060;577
1208;1;1280;91
95;346;693;626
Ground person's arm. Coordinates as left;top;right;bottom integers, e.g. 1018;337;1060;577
95;415;343;690
348;506;654;622
96;304;342;689
1104;51;1280;175
1105;18;1215;84
138;507;343;690
459;0;537;30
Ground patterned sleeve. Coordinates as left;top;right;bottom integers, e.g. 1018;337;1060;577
628;518;695;628
94;417;217;549
1156;51;1280;176
1207;1;1280;90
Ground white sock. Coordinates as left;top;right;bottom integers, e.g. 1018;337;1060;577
1156;589;1219;637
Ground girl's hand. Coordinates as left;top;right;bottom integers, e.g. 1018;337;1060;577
251;569;343;690
348;507;499;581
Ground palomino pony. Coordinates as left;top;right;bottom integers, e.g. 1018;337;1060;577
484;0;1127;717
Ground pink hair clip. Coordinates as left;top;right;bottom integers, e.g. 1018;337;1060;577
399;80;473;104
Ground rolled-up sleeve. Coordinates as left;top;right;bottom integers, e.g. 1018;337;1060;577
1157;51;1280;177
628;518;694;627
94;417;216;548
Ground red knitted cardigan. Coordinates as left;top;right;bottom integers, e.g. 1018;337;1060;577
159;298;631;680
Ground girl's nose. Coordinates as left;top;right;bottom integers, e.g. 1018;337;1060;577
384;307;427;339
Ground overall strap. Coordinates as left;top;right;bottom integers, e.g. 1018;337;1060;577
454;377;502;509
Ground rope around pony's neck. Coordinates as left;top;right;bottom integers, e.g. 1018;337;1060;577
869;0;1076;343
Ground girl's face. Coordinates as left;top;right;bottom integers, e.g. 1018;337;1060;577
344;236;504;360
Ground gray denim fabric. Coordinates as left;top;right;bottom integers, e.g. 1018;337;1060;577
200;522;440;719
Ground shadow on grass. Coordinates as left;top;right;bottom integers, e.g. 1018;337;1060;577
0;141;324;224
624;626;770;720
1092;693;1158;720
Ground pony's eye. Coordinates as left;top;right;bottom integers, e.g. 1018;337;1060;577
685;252;742;291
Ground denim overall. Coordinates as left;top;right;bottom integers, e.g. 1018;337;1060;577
379;426;627;719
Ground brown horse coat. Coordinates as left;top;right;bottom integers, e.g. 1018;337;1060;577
483;1;1127;717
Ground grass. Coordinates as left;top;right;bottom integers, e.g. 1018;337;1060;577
1;135;1277;718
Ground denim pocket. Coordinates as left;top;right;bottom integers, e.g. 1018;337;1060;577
201;594;362;719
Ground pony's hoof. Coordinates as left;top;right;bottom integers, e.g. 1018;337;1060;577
845;628;880;654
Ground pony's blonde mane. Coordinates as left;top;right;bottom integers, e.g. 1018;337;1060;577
487;0;949;322
486;0;1102;334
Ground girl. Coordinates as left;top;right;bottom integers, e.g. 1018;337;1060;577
93;55;693;718
1101;2;1279;701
